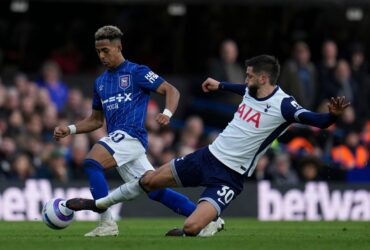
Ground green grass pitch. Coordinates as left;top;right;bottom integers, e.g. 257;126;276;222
1;218;369;250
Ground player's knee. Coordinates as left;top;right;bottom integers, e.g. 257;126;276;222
183;220;203;236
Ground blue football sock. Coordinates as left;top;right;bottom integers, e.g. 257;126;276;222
148;188;196;217
83;159;109;200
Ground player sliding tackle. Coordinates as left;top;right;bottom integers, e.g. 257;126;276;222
66;55;350;236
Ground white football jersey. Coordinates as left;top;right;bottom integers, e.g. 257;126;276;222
209;86;306;176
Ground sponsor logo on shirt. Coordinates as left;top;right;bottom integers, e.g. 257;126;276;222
145;71;159;84
236;103;261;128
101;93;132;111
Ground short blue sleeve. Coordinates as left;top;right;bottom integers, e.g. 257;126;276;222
92;82;103;110
133;65;165;92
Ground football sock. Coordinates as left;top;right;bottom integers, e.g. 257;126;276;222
96;179;144;209
147;188;196;217
101;210;113;222
83;159;109;200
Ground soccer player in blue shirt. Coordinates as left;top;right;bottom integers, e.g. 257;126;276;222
54;25;223;237
65;55;349;236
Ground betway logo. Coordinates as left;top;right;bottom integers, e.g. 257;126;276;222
258;181;370;221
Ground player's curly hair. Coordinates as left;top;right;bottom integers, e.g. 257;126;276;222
95;25;123;41
245;55;280;85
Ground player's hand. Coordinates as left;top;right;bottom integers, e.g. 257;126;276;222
202;77;220;93
328;96;350;116
156;113;170;126
53;126;71;140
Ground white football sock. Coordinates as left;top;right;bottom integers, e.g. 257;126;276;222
100;210;112;222
96;179;144;209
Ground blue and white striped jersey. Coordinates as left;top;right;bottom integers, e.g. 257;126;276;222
92;60;164;149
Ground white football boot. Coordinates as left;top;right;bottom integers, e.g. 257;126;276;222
198;217;225;237
84;220;119;237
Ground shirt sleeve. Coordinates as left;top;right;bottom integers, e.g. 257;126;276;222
219;82;246;96
92;82;103;110
281;97;337;128
133;65;165;92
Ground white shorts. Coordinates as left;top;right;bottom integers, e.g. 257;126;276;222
98;130;155;182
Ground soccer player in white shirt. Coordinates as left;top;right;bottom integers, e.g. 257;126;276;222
66;55;349;236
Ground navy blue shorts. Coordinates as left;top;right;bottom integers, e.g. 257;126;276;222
170;147;244;215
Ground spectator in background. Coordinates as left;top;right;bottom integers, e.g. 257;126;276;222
68;134;89;179
42;105;59;141
176;116;205;156
280;41;318;110
323;60;359;115
158;127;176;149
348;43;370;120
271;153;299;186
63;88;85;120
13;73;30;98
208;39;245;83
183;115;204;144
254;154;272;181
331;129;368;170
298;156;323;182
10;153;34;181
4;88;20;117
24;136;44;170
317;40;338;86
37;61;69;112
7;110;24;138
146;99;161;133
36;148;70;183
0;137;17;179
207;39;245;105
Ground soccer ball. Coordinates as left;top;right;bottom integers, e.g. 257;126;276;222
42;198;74;230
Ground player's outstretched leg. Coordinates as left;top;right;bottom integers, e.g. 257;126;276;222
82;151;118;237
165;200;218;236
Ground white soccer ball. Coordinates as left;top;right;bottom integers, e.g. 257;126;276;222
42;198;74;230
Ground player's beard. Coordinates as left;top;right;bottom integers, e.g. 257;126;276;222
248;85;258;98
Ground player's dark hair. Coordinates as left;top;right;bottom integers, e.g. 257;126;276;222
95;25;123;41
245;55;280;85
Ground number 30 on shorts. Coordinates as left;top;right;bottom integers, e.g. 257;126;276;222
217;185;235;205
109;132;125;143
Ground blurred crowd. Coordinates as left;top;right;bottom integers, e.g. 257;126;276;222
0;38;369;185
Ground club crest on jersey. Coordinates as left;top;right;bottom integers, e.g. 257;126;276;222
264;104;271;112
119;75;131;90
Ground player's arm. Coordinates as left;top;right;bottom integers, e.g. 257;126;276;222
202;77;246;96
282;96;350;129
54;109;104;140
155;81;180;126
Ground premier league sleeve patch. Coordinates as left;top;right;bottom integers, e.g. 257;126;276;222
119;75;131;90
